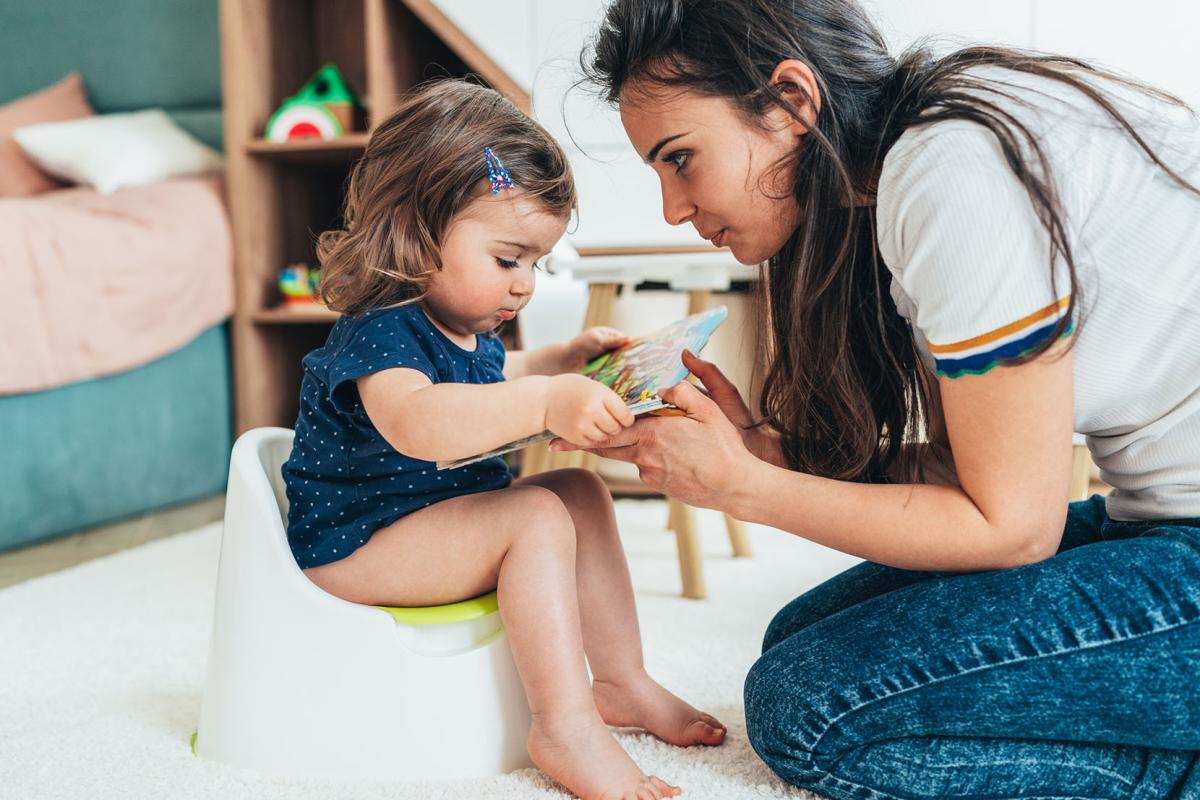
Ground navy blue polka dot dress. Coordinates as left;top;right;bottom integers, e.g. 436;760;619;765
282;303;513;569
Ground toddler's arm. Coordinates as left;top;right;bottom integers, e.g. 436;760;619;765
358;367;633;462
504;327;629;379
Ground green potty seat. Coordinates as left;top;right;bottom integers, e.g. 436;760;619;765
375;590;500;626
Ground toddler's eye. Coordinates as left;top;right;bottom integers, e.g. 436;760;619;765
533;260;545;271
495;257;519;269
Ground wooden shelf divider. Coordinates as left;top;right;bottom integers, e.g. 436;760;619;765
220;0;529;433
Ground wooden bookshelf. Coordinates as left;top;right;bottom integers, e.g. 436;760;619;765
219;0;531;433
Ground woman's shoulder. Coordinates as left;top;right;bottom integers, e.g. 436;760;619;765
876;117;1020;267
879;118;1009;201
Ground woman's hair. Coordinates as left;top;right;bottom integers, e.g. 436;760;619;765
584;0;1200;483
318;79;577;315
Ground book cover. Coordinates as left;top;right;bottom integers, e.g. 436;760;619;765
437;305;728;470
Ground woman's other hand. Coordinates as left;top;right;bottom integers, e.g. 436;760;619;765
555;376;758;512
681;350;787;468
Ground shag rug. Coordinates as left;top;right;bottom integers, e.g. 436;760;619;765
0;499;859;800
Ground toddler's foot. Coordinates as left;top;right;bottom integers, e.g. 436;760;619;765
593;670;727;748
527;708;681;800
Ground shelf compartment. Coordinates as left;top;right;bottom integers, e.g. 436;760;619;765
246;133;369;163
253;305;340;324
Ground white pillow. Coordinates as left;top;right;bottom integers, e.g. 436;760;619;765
12;109;223;194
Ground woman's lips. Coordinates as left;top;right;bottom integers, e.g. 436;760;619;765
711;229;728;248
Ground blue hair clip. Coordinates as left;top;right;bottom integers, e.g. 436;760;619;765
484;146;515;195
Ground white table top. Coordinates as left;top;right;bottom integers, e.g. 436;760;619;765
552;250;760;291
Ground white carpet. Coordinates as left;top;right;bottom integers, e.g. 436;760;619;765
0;499;860;800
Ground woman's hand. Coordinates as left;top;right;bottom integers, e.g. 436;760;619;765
543;373;635;448
562;326;630;372
679;350;787;468
554;372;760;512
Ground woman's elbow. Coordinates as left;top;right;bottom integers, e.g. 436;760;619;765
999;517;1066;568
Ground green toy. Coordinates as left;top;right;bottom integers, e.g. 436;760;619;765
265;63;358;142
279;263;321;305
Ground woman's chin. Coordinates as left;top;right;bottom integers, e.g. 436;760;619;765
729;239;769;265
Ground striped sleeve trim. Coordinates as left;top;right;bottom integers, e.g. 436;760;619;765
930;296;1072;378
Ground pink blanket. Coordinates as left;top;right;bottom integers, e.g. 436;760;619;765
0;177;234;394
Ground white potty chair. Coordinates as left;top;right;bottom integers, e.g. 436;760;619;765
195;427;531;781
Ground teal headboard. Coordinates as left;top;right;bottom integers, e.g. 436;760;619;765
0;0;223;150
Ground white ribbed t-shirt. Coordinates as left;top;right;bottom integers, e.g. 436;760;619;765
876;66;1200;521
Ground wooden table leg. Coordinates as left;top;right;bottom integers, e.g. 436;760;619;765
725;516;753;558
667;497;706;600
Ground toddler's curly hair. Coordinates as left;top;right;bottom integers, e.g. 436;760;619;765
318;80;576;315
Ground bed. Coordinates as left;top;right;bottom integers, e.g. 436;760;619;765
0;0;232;552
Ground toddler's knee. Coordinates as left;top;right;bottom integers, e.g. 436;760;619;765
549;467;610;507
511;485;575;546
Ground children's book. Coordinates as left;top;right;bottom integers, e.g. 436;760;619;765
437;305;728;470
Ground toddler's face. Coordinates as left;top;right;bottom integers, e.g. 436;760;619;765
424;188;568;338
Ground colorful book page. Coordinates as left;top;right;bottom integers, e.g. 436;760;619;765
437;305;727;470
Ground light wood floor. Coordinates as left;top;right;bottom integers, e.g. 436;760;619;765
0;494;225;589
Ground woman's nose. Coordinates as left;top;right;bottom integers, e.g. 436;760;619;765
661;181;695;226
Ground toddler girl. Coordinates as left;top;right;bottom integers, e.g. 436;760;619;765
282;80;725;800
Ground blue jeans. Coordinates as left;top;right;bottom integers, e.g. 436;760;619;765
744;495;1200;799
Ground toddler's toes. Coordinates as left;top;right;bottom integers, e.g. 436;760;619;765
650;775;682;797
686;715;726;745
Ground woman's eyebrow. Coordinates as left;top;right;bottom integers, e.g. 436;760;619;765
645;132;689;163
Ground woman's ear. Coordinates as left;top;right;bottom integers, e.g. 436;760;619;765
770;59;822;133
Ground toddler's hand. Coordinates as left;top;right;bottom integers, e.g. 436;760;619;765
565;327;630;372
544;373;635;447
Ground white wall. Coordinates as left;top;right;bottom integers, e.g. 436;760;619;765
437;0;1200;248
867;0;1200;108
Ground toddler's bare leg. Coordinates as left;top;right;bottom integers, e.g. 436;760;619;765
303;484;679;800
517;469;727;748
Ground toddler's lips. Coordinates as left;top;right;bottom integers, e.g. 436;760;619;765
497;308;517;321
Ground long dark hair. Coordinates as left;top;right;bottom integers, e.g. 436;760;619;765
584;0;1199;483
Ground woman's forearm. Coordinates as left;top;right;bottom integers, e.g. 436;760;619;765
727;458;1048;572
380;376;551;462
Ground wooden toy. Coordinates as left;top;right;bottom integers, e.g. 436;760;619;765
265;63;357;142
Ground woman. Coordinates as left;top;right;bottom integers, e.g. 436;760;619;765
564;0;1200;796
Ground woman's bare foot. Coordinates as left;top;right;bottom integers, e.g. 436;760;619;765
593;671;727;748
527;708;681;800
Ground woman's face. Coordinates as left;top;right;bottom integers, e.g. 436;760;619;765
619;81;806;265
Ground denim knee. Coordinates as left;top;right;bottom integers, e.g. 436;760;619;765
744;648;832;792
761;600;804;654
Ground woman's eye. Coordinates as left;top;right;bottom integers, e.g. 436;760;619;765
495;257;519;269
667;151;690;172
533;260;545;272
